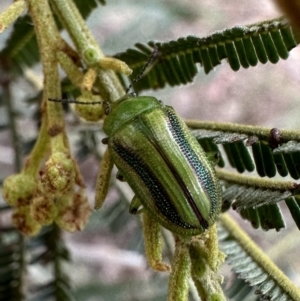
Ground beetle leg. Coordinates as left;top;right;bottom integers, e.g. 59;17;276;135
143;211;171;272
203;224;226;272
189;230;226;301
129;195;143;214
94;148;114;209
167;237;191;301
190;259;226;301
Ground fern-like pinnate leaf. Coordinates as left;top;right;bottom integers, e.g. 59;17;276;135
224;277;260;301
0;15;39;75
0;223;24;301
71;0;106;15
188;123;300;180
28;226;73;301
115;17;299;92
185;121;300;231
0;217;73;301
219;215;300;301
219;169;299;231
285;196;300;230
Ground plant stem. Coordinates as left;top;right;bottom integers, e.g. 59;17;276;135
56;51;84;88
23;112;50;176
28;0;66;153
217;168;298;191
50;0;104;64
50;0;125;101
186;120;300;142
0;0;27;34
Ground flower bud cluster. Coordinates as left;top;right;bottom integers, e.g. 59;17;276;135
2;152;91;236
188;233;226;301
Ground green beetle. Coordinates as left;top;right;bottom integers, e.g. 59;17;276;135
102;94;222;236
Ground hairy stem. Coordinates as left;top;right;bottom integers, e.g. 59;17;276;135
50;0;125;102
186;120;300;143
220;213;300;301
217;168;298;191
28;0;66;153
0;0;27;34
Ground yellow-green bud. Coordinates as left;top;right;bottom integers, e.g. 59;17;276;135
55;193;74;210
30;195;58;225
55;190;91;232
209;293;226;301
2;173;37;207
75;94;104;122
189;244;207;279
40;152;75;197
12;206;42;236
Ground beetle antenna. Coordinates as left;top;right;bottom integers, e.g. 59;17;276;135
126;47;159;94
48;98;103;105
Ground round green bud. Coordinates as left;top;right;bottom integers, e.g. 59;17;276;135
40;152;75;197
12;206;42;236
209;293;226;301
2;173;37;207
75;94;104;122
55;190;91;232
55;193;74;210
30;195;58;225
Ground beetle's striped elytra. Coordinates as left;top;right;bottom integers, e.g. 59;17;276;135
103;95;222;236
49;93;222;236
47;72;225;299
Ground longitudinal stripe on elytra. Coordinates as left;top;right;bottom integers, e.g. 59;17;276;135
102;95;222;236
164;107;218;218
111;140;197;230
138;114;209;230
